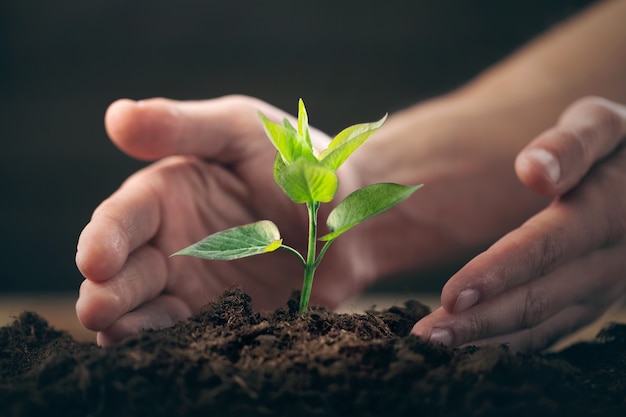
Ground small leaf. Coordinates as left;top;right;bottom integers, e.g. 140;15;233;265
297;98;313;150
171;220;282;261
282;117;296;132
277;158;338;204
319;114;387;170
259;112;315;163
319;183;422;241
273;151;287;184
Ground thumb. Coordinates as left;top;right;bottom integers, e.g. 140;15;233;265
104;95;284;162
515;96;626;197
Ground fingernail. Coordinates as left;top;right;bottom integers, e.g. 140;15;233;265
430;328;453;346
454;289;480;313
525;148;561;184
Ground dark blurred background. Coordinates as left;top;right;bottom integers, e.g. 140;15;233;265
0;0;595;294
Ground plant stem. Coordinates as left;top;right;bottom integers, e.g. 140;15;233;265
299;201;319;315
313;239;334;269
279;244;306;267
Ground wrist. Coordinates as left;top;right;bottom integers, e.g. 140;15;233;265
345;91;550;283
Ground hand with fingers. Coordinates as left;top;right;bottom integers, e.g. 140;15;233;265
76;1;626;349
75;96;375;346
412;97;626;352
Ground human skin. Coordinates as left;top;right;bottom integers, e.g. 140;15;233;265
76;0;626;350
406;0;626;351
410;97;626;352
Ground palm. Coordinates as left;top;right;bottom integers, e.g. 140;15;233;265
151;152;310;312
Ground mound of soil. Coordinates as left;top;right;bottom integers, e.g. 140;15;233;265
1;289;625;416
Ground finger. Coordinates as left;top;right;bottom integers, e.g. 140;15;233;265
76;244;168;331
464;303;608;353
516;96;626;197
96;294;192;346
75;167;164;281
413;296;608;352
445;140;626;314
413;244;625;349
440;185;615;314
104;95;284;162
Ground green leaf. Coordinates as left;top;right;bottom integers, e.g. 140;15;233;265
282;117;296;132
319;182;422;241
297;98;313;150
277;158;338;204
171;220;282;261
273;151;287;184
319;114;387;170
259;112;315;164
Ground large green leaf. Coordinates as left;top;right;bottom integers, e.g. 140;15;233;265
319;114;387;170
259;112;315;163
171;220;282;261
277;158;338;204
319;182;422;241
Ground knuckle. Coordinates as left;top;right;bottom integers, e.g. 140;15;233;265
220;94;277;122
562;96;625;155
539;234;561;270
461;313;489;343
554;127;593;166
220;94;258;109
483;269;508;294
584;102;623;140
519;287;549;329
218;95;276;139
569;95;609;112
530;230;563;278
570;96;622;124
219;95;263;124
601;195;626;244
573;154;626;246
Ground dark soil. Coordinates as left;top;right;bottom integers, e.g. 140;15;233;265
1;289;625;417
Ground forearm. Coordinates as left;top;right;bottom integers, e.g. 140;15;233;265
459;0;626;132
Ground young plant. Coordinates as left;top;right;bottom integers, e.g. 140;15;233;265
172;99;422;315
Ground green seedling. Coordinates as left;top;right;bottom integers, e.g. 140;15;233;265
172;99;422;315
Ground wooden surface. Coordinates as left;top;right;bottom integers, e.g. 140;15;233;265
0;293;95;342
1;292;625;351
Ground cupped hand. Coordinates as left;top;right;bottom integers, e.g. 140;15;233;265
75;96;367;346
412;96;626;352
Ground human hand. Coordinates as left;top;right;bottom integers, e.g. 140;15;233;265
75;96;369;346
412;96;626;352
